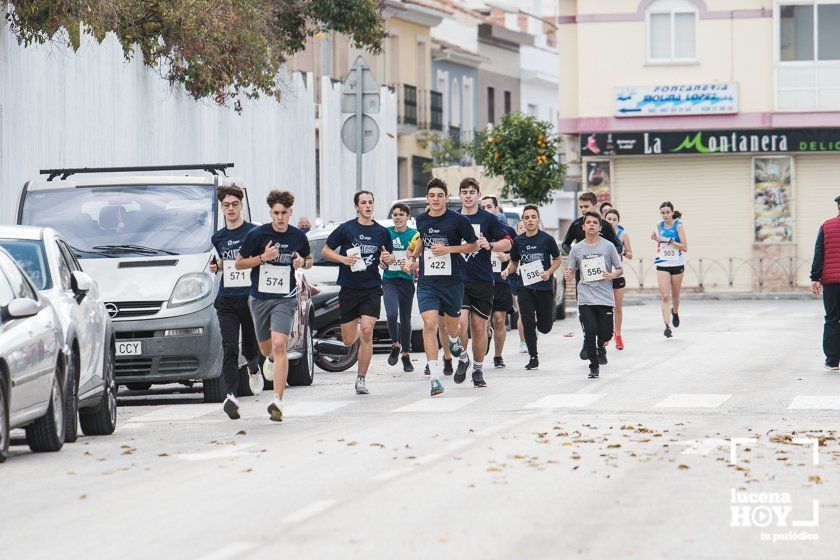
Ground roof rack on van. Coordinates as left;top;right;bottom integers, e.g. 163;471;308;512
39;163;235;181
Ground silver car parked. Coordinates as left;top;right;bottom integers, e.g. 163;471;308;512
0;227;117;444
0;247;65;461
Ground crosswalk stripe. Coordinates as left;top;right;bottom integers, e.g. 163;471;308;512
392;397;479;413
283;400;354;416
787;396;840;410
653;394;732;408
282;499;337;524
524;394;606;409
126;403;219;423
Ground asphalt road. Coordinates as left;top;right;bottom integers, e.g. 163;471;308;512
3;299;839;560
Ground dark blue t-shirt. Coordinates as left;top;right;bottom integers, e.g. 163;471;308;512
494;223;518;286
511;230;561;291
238;224;311;299
212;221;257;298
325;219;393;289
459;208;510;284
415;209;478;287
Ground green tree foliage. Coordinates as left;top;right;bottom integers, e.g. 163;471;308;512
416;130;463;174
466;112;565;205
5;0;385;110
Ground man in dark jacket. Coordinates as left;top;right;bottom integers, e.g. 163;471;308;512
810;195;840;370
561;192;622;255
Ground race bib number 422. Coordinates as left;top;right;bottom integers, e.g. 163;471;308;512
258;264;291;294
424;249;452;276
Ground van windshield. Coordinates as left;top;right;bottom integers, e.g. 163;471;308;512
21;185;215;258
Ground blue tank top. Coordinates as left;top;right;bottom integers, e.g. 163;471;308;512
655;220;684;265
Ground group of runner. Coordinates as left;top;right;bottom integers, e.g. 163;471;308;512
208;179;688;422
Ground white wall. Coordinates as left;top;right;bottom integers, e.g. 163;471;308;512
318;80;398;223
0;22;318;225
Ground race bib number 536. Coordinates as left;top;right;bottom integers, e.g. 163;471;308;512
520;259;545;286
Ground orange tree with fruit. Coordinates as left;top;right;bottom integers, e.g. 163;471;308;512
465;111;565;205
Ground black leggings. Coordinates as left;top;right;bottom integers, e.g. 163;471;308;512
579;305;614;368
383;278;415;350
517;288;555;357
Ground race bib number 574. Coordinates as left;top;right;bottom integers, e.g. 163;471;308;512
258;264;291;294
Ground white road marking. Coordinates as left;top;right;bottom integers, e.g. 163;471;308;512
241;400;353;419
372;467;413;481
654;394;732;408
282;499;337;524
675;438;727;455
177;443;256;462
414;452;443;465
195;541;258;560
445;438;474;452
525;394;606;409
127;403;220;423
392;397;479;413
788;396;840;410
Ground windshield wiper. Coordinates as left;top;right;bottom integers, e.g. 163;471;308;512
70;245;117;259
92;244;178;256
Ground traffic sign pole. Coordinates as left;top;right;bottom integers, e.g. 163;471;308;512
356;62;364;191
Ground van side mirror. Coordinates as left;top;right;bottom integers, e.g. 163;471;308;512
7;298;40;318
71;271;92;301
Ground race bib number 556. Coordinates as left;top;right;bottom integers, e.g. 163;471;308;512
581;255;606;283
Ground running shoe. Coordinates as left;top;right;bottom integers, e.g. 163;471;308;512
355;376;369;395
267;396;284;422
387;346;400;366
588;365;599;379
615;335;624;351
263;358;274;381
223;394;240;420
472;370;487;388
671;310;680;328
424;363;430;376
454;356;471;384
443;358;454;376
493;356;506;369
431;378;445;396
525;356;539;370
664;325;673;338
598;347;608;366
402;355;414;373
248;369;265;395
519;341;528;353
448;337;465;358
825;361;839;371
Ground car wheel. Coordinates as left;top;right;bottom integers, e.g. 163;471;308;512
26;368;65;453
288;321;314;386
125;382;152;391
80;343;117;436
314;324;359;373
0;371;9;463
63;352;80;443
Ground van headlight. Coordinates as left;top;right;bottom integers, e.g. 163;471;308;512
169;273;213;307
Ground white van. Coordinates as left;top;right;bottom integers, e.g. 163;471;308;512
17;164;250;402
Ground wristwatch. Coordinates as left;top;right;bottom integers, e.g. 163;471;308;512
259;255;265;263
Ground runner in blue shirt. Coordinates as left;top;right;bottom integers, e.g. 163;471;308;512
404;178;478;396
322;191;394;395
209;185;261;420
481;195;517;368
236;190;312;422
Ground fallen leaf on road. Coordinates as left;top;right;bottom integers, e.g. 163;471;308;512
370;443;385;448
487;466;503;472
561;442;572;446
347;441;358;446
571;454;581;460
79;494;87;500
678;464;690;470
241;468;253;473
121;449;135;455
607;444;621;449
236;430;246;436
67;471;76;475
437;537;448;544
83;451;92;456
810;475;822;485
158;453;169;457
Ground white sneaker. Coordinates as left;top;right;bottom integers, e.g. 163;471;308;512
267;395;284;422
263;359;274;381
249;369;264;395
223;394;240;420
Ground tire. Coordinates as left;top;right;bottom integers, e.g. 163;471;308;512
314;324;359;373
202;375;225;403
288;321;315;386
410;330;424;353
0;370;9;463
80;344;117;436
126;382;152;391
26;369;65;453
63;351;79;444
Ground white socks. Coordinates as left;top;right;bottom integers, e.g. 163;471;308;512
428;360;441;380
